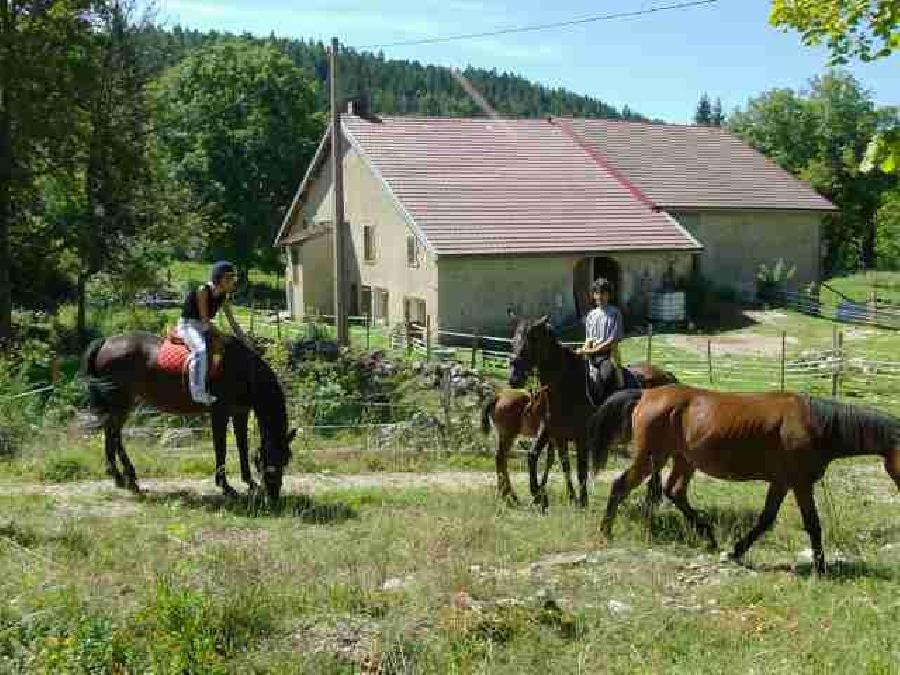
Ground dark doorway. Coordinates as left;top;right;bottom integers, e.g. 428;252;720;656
592;256;622;303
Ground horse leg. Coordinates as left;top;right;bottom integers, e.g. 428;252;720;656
793;483;826;574
885;449;900;492
212;408;238;498
601;450;655;536
104;420;125;489
232;410;258;493
642;457;663;519
575;437;590;508
538;441;555;493
729;482;788;564
558;441;576;504
495;431;518;504
528;427;552;508
664;457;717;550
112;417;140;493
527;426;548;504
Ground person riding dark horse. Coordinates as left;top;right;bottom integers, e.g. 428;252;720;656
508;315;675;508
179;261;253;405
577;277;624;404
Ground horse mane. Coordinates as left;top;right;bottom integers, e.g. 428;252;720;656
805;395;899;457
224;337;288;430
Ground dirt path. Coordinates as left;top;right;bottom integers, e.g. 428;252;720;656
0;469;629;504
0;471;510;500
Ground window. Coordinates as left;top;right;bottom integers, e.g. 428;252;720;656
363;225;376;262
349;284;359;317
361;286;373;318
404;297;426;325
291;245;301;285
374;288;389;324
407;234;419;268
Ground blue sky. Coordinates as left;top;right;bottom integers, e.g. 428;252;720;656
156;0;898;123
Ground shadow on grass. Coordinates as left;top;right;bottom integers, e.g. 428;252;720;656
752;559;900;582
137;490;357;524
618;501;761;546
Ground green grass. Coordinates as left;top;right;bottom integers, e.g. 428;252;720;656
822;271;900;306
0;453;896;672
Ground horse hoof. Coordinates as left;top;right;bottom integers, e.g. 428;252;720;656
222;485;240;499
125;479;141;494
245;481;260;495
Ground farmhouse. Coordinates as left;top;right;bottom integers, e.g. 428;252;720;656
275;113;834;334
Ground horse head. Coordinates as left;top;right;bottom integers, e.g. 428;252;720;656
509;315;553;387
254;426;296;502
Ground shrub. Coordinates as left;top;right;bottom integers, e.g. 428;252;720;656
756;259;796;304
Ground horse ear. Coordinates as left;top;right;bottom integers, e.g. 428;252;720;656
539;315;550;325
286;428;297;445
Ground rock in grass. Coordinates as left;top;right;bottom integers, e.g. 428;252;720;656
607;599;631;616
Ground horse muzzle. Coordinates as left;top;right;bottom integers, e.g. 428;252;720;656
263;466;283;503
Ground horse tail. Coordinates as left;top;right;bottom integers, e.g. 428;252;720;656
81;337;105;377
481;394;498;435
588;389;643;472
79;338;123;429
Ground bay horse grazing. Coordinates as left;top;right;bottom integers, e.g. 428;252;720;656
481;386;575;504
509;316;676;507
590;386;900;574
81;332;296;503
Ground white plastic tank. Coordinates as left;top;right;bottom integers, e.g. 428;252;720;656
650;291;686;323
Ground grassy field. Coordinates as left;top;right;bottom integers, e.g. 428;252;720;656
0;450;897;673
1;271;898;672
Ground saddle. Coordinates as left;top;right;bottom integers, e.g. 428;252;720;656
157;329;224;382
587;364;640;404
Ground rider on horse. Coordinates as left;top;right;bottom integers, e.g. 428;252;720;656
178;261;251;405
577;277;624;402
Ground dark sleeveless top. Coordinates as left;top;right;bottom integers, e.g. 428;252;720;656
182;283;226;321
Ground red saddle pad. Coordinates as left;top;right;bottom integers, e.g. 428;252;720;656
157;334;222;380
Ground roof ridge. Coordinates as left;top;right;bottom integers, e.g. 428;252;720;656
551;117;658;210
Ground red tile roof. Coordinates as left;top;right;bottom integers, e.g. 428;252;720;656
277;115;833;255
567;119;836;212
347;116;700;255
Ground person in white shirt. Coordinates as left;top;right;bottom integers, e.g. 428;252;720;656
578;278;624;401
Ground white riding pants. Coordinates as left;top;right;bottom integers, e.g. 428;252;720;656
177;318;210;402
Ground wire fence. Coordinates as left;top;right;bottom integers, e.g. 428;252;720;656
775;289;900;330
5;308;899;462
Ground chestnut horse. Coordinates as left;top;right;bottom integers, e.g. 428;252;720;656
81;332;295;502
509;316;676;508
589;386;900;574
481;386;575;504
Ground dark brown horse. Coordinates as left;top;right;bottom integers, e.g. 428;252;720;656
82;332;295;502
481;385;575;504
509;316;676;507
590;386;900;574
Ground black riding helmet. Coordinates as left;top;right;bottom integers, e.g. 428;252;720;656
210;260;237;284
591;278;612;294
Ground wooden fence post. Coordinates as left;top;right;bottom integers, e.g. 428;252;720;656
780;330;786;392
276;311;281;340
365;312;370;351
426;315;432;361
707;339;713;385
471;329;479;369
831;324;839;397
647;323;653;365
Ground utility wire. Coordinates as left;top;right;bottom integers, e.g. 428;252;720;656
355;0;719;50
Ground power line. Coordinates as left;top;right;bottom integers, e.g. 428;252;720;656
355;0;719;50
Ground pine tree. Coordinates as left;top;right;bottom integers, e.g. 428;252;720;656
694;93;712;125
711;97;724;126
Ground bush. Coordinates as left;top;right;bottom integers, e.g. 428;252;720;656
756;259;796;304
